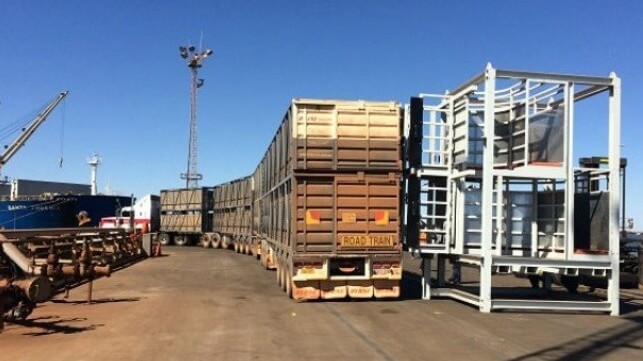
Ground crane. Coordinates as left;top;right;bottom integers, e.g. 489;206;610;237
0;91;68;171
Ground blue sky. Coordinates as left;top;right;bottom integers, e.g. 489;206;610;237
1;1;642;227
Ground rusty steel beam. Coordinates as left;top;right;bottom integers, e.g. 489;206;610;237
1;227;146;325
0;227;127;242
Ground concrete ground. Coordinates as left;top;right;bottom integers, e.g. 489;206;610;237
1;247;641;361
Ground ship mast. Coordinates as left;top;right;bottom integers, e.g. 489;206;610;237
87;153;101;195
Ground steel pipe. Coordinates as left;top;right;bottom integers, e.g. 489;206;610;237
12;277;52;303
1;243;40;275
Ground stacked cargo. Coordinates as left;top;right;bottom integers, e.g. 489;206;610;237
252;99;403;300
159;187;213;246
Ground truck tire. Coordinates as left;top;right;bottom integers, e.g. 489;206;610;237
562;276;579;293
251;238;258;258
211;233;222;249
244;238;251;255
553;274;579;293
174;235;189;247
277;261;283;287
280;266;286;291
158;233;172;246
260;246;268;269
285;268;292;297
222;235;231;250
200;234;212;248
240;237;246;254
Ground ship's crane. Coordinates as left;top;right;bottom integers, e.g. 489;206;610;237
0;91;68;172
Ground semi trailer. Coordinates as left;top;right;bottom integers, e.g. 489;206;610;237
158;187;213;246
208;99;404;300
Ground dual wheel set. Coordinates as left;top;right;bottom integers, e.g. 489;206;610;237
213;234;256;257
157;232;256;255
275;258;293;297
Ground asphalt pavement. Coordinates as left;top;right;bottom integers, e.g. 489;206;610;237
1;247;641;361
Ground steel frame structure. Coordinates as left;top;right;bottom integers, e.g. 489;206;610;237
404;64;621;315
179;45;213;188
1;227;144;330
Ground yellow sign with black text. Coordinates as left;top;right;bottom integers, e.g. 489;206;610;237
339;234;395;248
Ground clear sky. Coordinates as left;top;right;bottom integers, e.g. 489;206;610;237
1;1;642;226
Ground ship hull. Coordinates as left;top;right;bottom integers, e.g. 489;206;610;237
0;195;131;229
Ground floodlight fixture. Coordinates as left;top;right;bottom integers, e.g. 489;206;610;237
178;42;214;188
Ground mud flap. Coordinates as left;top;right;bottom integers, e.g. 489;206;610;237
251;239;259;257
266;249;276;270
292;280;321;300
320;280;347;299
347;280;374;298
373;280;400;298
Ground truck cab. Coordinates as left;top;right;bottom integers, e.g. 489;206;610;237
100;194;160;232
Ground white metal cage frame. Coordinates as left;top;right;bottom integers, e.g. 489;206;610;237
404;63;621;315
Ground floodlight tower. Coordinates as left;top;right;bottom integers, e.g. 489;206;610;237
179;44;213;188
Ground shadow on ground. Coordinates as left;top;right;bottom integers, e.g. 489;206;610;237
148;254;171;258
5;316;103;337
50;297;142;305
620;288;643;315
400;271;423;300
508;315;643;360
400;270;643;316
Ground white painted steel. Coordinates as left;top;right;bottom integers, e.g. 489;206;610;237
479;64;496;313
564;83;574;261
607;73;621;316
407;64;621;315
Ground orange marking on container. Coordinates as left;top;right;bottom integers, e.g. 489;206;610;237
342;212;357;223
374;211;389;225
306;210;321;225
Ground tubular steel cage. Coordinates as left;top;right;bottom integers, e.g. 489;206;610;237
404;64;621;314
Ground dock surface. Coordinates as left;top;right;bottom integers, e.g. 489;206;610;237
1;247;641;360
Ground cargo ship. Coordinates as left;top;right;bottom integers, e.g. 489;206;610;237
0;93;133;229
0;178;131;229
0;194;132;229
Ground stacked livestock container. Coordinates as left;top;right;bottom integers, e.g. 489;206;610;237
158;187;213;246
210;176;254;253
404;64;621;314
244;98;404;300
